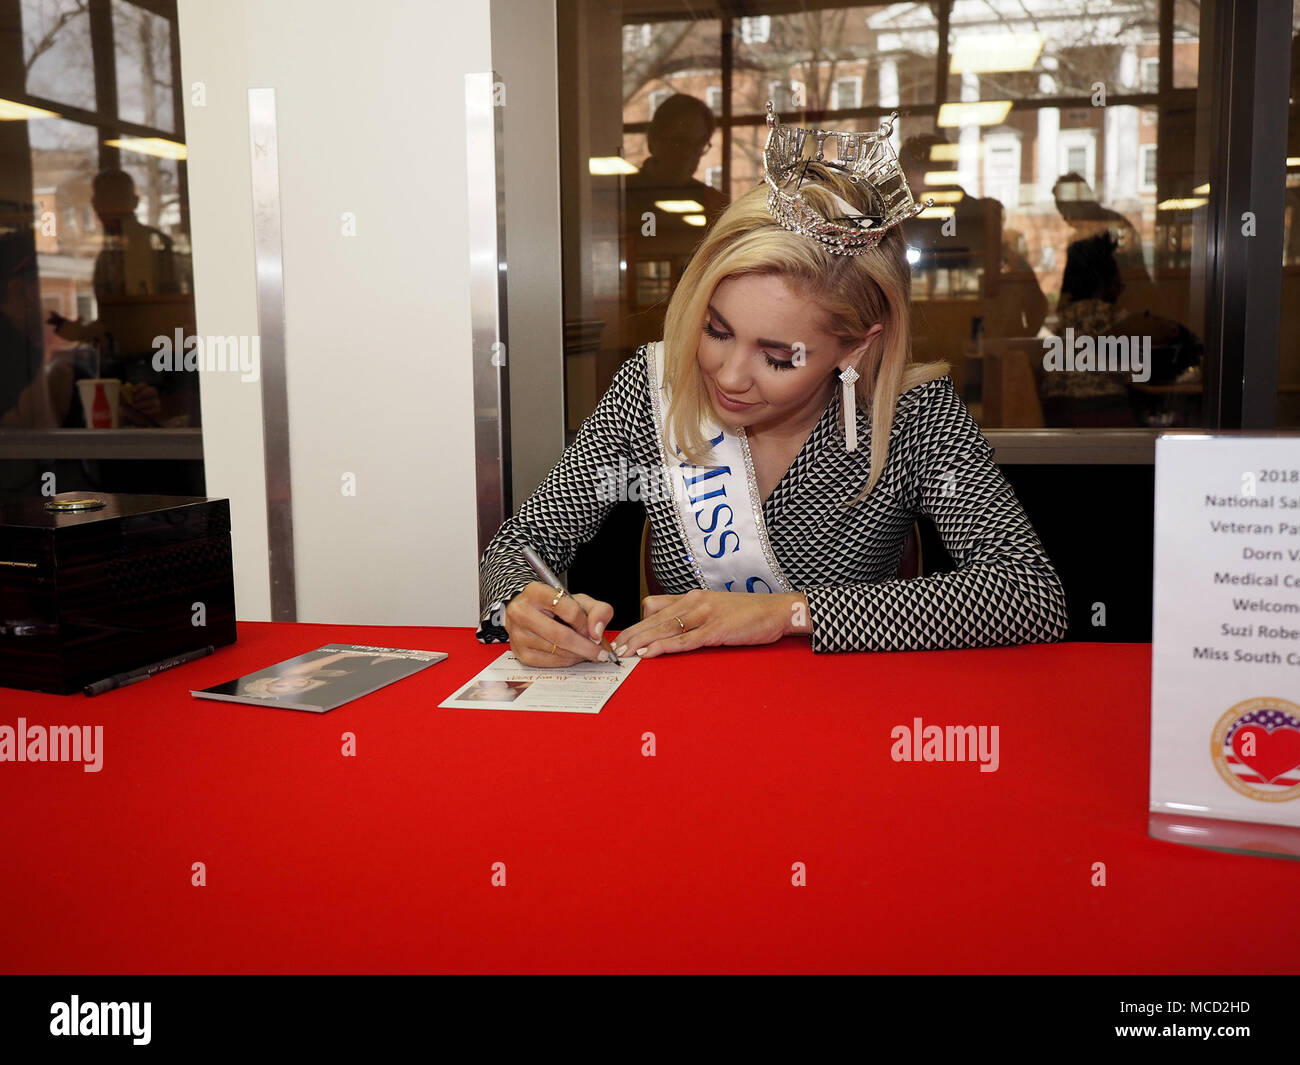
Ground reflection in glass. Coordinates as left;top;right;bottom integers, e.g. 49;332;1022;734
2;0;200;497
563;1;1211;432
14;118;99;432
113;0;176;133
20;0;95;112
52;165;196;427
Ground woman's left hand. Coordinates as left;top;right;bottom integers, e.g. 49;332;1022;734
611;589;806;659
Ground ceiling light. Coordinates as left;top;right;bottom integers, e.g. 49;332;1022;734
0;98;59;121
105;136;187;160
950;34;1044;74
589;156;638;175
937;101;1012;127
654;199;704;213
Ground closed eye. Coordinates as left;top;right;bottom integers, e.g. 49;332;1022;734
705;320;796;370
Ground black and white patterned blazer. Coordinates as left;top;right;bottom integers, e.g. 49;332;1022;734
477;346;1069;653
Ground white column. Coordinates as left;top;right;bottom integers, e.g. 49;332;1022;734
1105;105;1139;205
878;57;899;109
1036;71;1060;202
958;72;981;194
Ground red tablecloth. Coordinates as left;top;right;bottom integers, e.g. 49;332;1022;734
2;622;1297;974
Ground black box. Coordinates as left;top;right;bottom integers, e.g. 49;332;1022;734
0;493;237;694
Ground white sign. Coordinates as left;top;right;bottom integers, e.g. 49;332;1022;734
1150;435;1300;828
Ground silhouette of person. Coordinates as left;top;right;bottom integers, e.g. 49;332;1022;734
0;229;44;422
1041;232;1135;426
1052;172;1154;315
48;168;189;426
627;94;726;217
1043;231;1202;427
0;227;77;430
622;94;729;353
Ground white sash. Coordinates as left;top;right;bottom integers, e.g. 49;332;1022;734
645;341;794;594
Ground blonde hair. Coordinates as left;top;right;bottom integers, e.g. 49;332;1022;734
661;162;949;504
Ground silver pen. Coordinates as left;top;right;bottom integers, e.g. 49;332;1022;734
520;544;621;664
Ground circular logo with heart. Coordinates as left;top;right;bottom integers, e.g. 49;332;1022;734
1211;697;1300;803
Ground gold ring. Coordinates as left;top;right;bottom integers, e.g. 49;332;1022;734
551;588;567;607
549;641;557;655
673;615;686;632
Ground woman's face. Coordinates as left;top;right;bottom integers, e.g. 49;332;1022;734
696;273;876;435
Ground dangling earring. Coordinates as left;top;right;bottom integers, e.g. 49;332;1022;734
839;364;860;452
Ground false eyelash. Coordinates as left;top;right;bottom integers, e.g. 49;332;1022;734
704;322;795;370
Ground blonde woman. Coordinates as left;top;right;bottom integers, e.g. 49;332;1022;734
477;110;1068;663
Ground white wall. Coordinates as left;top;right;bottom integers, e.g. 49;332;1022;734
178;0;492;625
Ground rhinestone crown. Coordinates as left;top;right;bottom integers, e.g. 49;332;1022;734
763;101;932;256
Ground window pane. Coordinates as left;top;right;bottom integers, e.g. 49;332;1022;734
2;0;202;497
113;0;176;132
12;117;199;438
561;1;1212;436
617;18;723;387
90;148;198;427
944;0;1166;100
1173;0;1201;89
20;0;95;111
736;6;937;117
2;118;97;464
911;2;1210;428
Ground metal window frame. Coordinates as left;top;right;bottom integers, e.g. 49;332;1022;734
1201;0;1293;431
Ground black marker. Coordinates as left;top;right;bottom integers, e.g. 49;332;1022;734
83;645;216;696
520;544;620;664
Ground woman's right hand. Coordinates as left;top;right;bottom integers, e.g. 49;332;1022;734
504;581;615;667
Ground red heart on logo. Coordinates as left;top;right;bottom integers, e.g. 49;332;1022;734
1232;724;1300;784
